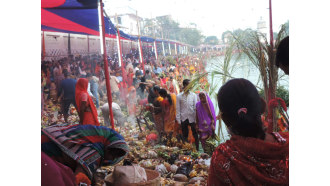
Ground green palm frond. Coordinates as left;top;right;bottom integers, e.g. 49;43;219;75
184;72;208;92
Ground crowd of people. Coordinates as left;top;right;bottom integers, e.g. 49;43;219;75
41;47;213;151
41;36;289;185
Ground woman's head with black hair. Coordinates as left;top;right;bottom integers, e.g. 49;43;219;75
153;85;161;96
159;89;172;105
217;78;265;140
276;36;289;75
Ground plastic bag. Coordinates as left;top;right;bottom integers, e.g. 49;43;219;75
155;164;168;175
176;162;193;177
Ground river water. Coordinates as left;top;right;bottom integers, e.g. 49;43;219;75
205;56;289;143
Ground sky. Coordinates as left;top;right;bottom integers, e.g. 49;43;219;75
104;0;289;40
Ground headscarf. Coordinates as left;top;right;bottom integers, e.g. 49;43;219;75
196;92;216;135
42;124;129;180
75;78;100;126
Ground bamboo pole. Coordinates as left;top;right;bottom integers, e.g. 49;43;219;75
99;0;115;129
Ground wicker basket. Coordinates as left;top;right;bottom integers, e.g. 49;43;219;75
105;169;161;186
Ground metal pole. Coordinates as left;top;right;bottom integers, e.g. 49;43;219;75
116;33;121;66
136;11;145;74
162;41;165;56
68;33;71;56
154;41;158;60
114;14;127;106
174;43;177;55
138;39;144;73
87;35;90;54
42;31;45;60
99;0;115;129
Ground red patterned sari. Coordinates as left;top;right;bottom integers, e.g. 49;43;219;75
208;132;289;186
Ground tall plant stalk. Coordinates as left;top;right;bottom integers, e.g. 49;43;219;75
233;24;288;132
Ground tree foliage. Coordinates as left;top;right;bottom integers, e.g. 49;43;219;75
221;30;232;43
204;36;219;45
180;28;203;46
141;16;204;46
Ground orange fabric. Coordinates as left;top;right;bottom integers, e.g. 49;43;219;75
75;78;100;126
187;126;195;143
163;94;177;135
75;172;91;185
173;121;181;137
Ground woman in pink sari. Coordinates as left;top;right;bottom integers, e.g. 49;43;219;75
196;92;216;153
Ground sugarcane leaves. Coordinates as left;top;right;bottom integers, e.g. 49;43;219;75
184;72;208;93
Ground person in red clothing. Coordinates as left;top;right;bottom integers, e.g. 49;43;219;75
126;68;134;87
75;78;100;126
208;78;289;186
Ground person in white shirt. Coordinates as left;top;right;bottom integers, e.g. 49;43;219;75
144;60;152;72
176;79;199;150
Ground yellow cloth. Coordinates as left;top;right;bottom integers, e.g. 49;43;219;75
164;94;177;134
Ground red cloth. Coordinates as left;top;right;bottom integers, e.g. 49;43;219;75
139;98;148;106
208;132;289;186
127;73;134;87
169;83;175;94
75;78;100;126
41;152;75;186
146;133;158;142
161;78;166;85
95;65;101;77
